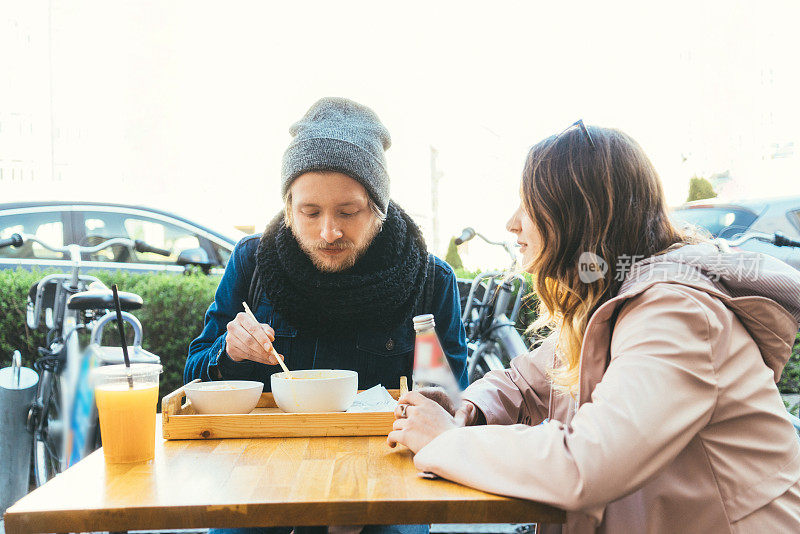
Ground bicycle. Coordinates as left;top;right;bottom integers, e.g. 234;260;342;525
453;227;531;383
0;232;165;486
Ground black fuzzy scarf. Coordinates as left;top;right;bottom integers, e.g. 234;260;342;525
251;202;429;336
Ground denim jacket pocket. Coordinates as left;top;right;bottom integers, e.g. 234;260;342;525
356;323;414;357
269;319;297;362
255;295;298;358
355;324;415;388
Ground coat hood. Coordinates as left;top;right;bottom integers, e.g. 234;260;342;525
616;242;800;378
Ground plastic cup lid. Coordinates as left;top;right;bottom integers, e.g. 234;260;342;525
0;366;39;390
91;363;163;381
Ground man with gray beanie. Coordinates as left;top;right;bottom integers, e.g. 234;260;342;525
185;97;468;534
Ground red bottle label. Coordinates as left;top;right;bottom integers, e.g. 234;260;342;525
414;332;447;370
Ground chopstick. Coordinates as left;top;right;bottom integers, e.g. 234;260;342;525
241;301;294;379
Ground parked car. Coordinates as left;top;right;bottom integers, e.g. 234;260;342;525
0;201;238;274
670;195;800;270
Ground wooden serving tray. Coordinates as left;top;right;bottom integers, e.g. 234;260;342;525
161;377;407;440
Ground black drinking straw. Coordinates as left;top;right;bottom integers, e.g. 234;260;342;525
111;284;134;388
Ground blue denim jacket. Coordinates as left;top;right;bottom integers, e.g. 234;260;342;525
184;235;468;390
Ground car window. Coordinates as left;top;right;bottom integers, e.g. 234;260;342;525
0;211;66;259
789;210;800;234
670;207;757;238
79;210;201;264
123;218;201;263
209;239;232;266
80;211;133;262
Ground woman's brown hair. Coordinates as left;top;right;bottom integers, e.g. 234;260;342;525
522;124;688;395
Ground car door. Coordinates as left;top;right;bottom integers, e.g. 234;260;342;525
0;207;70;270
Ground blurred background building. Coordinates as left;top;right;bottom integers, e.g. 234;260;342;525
3;1;799;270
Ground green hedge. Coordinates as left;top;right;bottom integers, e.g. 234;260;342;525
0;268;219;404
1;268;799;402
780;333;800;393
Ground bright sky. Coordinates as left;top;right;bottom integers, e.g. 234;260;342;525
5;0;800;268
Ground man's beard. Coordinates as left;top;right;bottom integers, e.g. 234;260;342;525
292;220;382;273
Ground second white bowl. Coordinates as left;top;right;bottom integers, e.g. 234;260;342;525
270;369;358;413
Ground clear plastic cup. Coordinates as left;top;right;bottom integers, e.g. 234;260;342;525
91;363;162;463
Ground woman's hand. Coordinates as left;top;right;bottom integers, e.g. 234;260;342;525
388;391;460;453
413;387;457;414
454;401;482;427
413;387;482;427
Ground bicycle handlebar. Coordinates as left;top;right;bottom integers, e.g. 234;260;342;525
453;227;518;266
775;233;800;249
454;227;476;246
1;233;172;256
455;228;508;248
134;239;171;256
722;231;800;249
0;233;24;249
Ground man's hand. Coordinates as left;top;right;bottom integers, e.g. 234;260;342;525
413;387;481;427
225;312;284;365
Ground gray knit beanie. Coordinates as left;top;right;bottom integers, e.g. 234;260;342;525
281;97;392;213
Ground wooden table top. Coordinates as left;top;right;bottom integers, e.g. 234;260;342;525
4;417;564;533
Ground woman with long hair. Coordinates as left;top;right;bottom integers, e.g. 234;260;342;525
388;123;800;532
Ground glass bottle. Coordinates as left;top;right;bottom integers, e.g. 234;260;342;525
412;314;460;399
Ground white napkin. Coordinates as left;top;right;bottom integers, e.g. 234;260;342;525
346;384;398;412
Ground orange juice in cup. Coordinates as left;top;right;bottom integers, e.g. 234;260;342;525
92;363;162;463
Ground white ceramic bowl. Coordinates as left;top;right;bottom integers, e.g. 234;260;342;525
183;380;263;414
270;369;358;413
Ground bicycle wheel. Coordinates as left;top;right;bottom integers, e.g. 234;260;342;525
32;374;63;486
468;343;507;383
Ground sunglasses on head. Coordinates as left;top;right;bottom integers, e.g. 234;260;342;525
558;119;596;151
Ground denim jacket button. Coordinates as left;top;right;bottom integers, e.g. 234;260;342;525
385;338;395;351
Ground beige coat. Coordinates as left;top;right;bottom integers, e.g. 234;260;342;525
414;244;800;533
